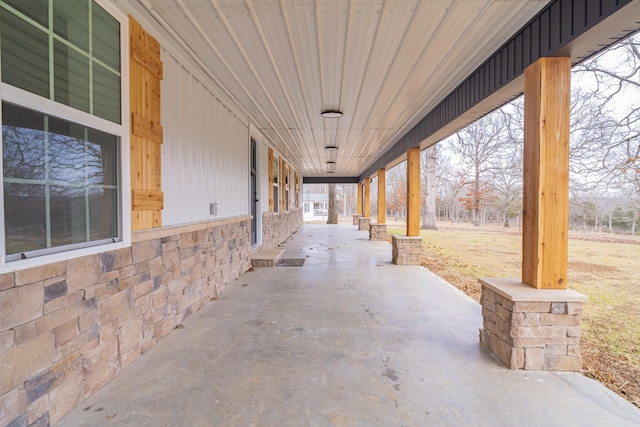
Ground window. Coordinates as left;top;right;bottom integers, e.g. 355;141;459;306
0;0;124;263
1;0;121;122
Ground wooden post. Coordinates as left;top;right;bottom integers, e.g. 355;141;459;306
283;162;288;211
377;168;386;224
364;178;371;218
268;148;274;212
357;182;363;215
522;57;571;289
406;146;420;236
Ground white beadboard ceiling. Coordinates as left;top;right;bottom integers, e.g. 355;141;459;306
140;0;549;177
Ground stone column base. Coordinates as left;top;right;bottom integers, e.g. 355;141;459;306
391;235;422;265
369;224;387;241
353;214;363;225
358;217;371;231
479;278;587;371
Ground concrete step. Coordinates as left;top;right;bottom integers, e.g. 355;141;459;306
251;248;285;267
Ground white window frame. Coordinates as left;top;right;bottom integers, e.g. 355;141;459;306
0;0;130;272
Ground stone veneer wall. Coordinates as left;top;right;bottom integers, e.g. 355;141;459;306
0;216;252;426
262;209;303;249
479;278;586;371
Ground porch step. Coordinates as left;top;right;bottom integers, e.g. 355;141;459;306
251;248;285;267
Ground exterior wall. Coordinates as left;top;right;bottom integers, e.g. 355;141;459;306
0;4;305;425
0;217;251;426
161;50;250;226
262;209;303;250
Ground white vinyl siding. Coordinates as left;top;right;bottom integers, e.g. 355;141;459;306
161;50;249;226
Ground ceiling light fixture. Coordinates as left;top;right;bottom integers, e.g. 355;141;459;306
324;146;338;152
326;160;336;165
321;110;343;118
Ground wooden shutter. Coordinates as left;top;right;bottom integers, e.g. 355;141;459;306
129;16;164;230
268;148;274;212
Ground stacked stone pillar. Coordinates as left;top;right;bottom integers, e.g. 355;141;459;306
479;279;586;370
391;235;422;265
358;217;371;231
369;224;387;240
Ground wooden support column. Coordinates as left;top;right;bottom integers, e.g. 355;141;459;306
377;168;386;224
522;57;571;289
406;146;420;236
479;58;583;370
364;178;371;218
357;182;363;215
130;16;164;230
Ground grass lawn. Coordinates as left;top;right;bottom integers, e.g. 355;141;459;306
387;222;640;408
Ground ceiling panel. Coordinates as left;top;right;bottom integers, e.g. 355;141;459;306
143;0;550;177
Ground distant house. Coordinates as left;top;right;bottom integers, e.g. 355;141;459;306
303;193;329;220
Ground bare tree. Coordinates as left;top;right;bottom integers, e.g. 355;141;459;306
421;145;438;229
448;110;509;225
486;99;524;227
386;162;407;219
434;146;462;222
564;35;639;234
370;177;378;219
327;184;338;224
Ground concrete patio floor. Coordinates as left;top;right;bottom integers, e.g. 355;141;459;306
58;224;640;426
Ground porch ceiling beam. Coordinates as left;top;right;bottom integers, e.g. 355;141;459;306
359;0;640;181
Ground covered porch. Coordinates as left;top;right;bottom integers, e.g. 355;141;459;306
58;224;640;426
2;1;640;425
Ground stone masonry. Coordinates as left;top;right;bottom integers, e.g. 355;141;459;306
369;224;388;241
262;209;303;250
479;278;587;371
358;217;371;231
391;235;423;265
352;215;363;225
0;217;252;426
